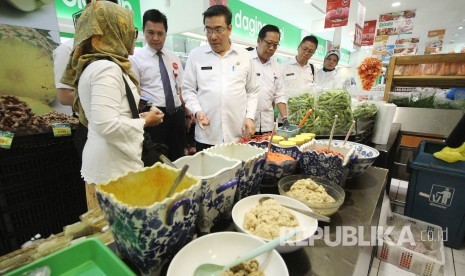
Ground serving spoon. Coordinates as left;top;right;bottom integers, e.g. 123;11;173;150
160;154;177;168
193;229;299;276
259;196;330;223
165;164;189;198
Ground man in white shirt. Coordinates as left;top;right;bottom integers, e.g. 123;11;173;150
250;24;288;133
182;5;259;151
281;35;319;91
53;39;75;106
130;9;187;161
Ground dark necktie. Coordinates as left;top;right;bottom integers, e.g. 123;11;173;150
156;51;175;115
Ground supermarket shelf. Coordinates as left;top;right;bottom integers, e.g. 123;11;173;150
384;53;465;101
391;76;465;88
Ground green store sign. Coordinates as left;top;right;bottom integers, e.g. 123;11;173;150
340;48;350;65
54;0;141;31
314;35;327;59
228;0;301;51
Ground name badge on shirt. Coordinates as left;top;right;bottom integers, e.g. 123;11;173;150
286;73;294;76
201;66;212;70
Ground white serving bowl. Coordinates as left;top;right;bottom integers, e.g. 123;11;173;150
231;194;318;253
318;139;379;177
167;232;288;276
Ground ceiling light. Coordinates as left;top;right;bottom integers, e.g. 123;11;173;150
304;0;312;4
455;34;459;37
392;2;401;7
458;26;464;30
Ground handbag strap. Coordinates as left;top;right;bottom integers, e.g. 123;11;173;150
122;75;140;119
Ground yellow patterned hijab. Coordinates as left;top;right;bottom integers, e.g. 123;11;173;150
60;0;138;126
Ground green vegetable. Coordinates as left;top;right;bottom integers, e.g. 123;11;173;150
353;102;377;119
287;93;315;132
315;89;354;135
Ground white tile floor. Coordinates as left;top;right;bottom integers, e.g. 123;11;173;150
370;179;465;276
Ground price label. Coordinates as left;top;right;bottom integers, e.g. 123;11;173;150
0;131;14;149
52;123;72;137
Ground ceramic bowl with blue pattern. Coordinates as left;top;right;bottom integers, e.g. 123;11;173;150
206;143;266;201
249;141;300;184
299;140;355;187
95;163;202;275
173;151;241;234
318;140;379;177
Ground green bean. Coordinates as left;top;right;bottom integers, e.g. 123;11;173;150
353;102;378;119
315;90;354;135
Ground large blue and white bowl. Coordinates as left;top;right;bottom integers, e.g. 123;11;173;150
299;140;355;187
318;140;379;177
206;143;266;201
174;151;241;234
249;141;300;184
95;163;202;276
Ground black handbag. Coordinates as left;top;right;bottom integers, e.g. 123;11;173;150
123;76;167;166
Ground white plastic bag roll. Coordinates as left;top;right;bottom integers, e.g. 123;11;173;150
371;103;397;144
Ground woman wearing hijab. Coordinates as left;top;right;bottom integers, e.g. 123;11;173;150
61;0;163;209
315;49;344;88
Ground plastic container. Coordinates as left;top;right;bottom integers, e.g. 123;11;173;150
288;137;305;145
276;125;300;139
405;140;465;249
5;238;135;276
377;213;445;276
296;134;312;143
279;141;297;147
300;133;316;139
271;135;285;143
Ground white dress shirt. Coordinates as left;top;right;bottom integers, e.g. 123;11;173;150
280;57;315;91
130;45;183;108
53;39;74;89
315;68;347;89
250;49;286;132
78;60;145;184
182;43;259;145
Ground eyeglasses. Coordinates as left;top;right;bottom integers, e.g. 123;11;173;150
204;27;228;36
134;27;138;39
262;39;279;49
300;45;315;54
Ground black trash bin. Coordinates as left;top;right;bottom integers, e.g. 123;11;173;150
405;140;465;249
